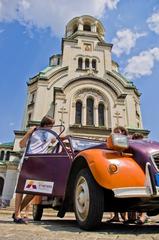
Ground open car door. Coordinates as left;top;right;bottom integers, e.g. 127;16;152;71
16;128;72;197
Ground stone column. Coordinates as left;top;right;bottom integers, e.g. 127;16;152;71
83;104;86;125
104;107;107;128
94;106;98;127
82;58;85;69
78;23;83;31
1;162;18;206
71;102;76;125
91;24;97;33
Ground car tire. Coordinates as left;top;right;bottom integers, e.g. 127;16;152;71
74;168;104;230
32;204;43;221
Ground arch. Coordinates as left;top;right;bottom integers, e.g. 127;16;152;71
0;177;4;196
78;57;83;69
75;101;82;124
5;151;10;161
0;151;4;161
86;97;94;125
85;58;89;69
64;79;115;128
63;76;120;97
98;103;105;126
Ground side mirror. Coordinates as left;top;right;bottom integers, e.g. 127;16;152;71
107;133;129;151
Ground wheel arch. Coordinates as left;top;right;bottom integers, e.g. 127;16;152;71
66;156;89;205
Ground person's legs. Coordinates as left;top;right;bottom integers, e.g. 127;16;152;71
120;212;128;221
13;193;28;223
107;212;120;223
14;193;23;218
20;194;34;212
135;212;148;224
128;211;137;221
123;212;136;224
23;204;30;218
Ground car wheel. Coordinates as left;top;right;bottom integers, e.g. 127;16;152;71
74;168;104;230
32;204;43;221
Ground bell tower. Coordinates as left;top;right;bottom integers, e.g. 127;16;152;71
65;15;105;40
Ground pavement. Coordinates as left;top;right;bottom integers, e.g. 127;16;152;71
1;206;159;240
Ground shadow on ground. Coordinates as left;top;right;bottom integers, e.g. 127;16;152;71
32;219;159;234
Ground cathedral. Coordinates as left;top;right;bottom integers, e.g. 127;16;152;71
0;15;149;206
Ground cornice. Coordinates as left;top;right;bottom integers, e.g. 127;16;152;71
27;66;68;86
107;71;141;97
127;128;150;136
14;130;27;136
97;42;113;49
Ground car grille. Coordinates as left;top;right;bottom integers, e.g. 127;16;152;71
152;153;159;171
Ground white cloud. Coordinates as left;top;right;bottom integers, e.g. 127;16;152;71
123;47;159;80
147;10;159;34
112;28;147;57
0;0;119;35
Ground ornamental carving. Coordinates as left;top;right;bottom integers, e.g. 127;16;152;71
74;88;105;102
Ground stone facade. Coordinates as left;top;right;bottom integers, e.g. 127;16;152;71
17;15;148;144
0;15;149;206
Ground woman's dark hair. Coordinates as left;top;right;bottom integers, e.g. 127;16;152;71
40;115;55;127
113;126;128;136
132;133;144;140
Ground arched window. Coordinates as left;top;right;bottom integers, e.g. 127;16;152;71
0;151;4;161
92;59;96;70
78;58;83;69
98;103;105;126
5;151;10;161
0;177;4;196
75;101;82;124
86;98;94;125
85;58;89;69
83;24;91;31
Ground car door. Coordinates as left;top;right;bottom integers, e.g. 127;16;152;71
16;128;72;197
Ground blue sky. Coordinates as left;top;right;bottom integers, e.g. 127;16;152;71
0;0;159;143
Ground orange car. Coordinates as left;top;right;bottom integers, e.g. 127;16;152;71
16;128;159;230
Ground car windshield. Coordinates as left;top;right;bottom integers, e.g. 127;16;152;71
70;137;102;151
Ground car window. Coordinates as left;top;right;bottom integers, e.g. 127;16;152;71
70;138;102;151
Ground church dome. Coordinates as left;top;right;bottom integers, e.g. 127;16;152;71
65;15;105;40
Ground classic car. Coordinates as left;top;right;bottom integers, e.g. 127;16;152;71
16;126;159;230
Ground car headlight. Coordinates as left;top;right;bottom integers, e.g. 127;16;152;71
107;133;129;151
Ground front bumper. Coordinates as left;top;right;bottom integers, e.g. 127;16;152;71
113;186;159;198
113;162;159;198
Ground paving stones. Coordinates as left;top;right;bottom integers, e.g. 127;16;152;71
1;212;159;240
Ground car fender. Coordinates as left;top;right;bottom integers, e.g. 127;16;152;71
77;149;146;190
